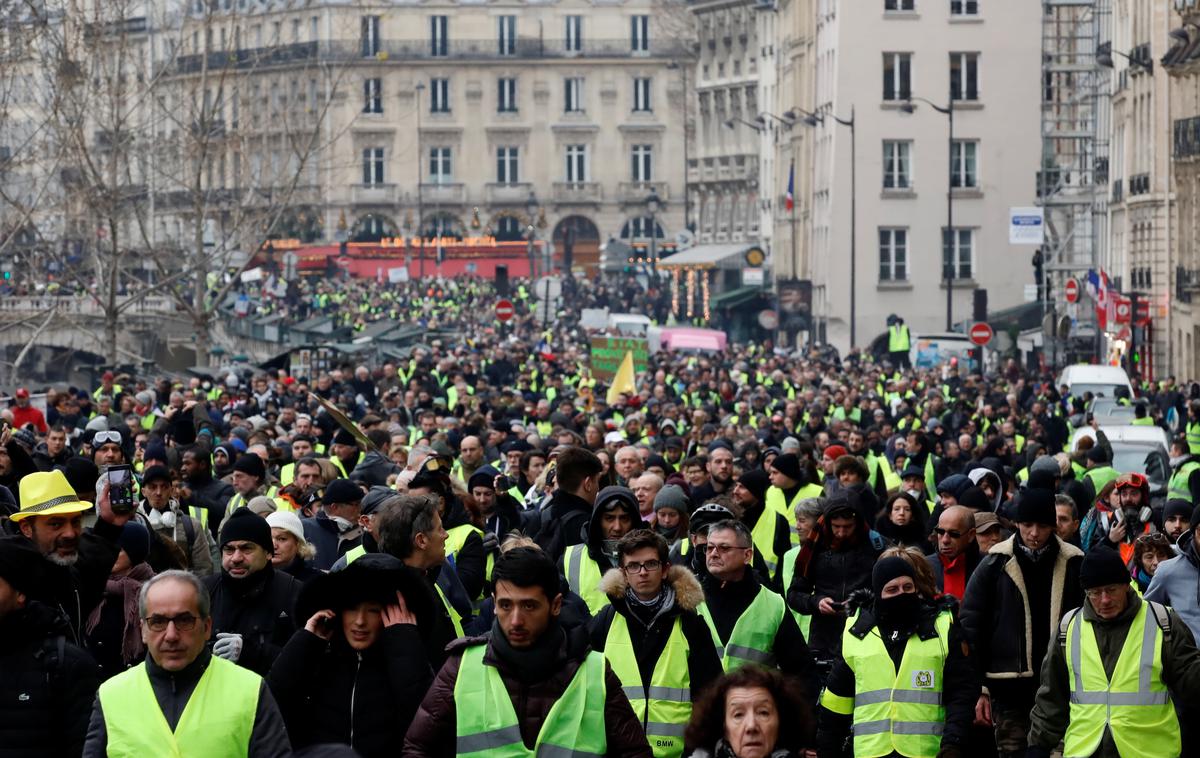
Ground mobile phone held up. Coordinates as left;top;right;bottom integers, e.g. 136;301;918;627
106;464;136;516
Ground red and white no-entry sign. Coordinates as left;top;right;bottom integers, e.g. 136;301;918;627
968;322;994;346
1064;278;1079;303
495;299;515;322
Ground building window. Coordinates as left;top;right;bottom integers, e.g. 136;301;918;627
565;77;584;113
633;77;652;112
951;140;978;188
950;52;979;100
631;144;653;182
497;77;517;113
498;15;516;55
361;16;380;57
363;78;382;114
885;0;914;10
631;15;649;53
310;16;319;41
429;147;452;184
566;144;588;182
430;78;450;113
565;15;583;52
362;147;384;186
950;0;978;15
883;140;912;189
883;53;911;101
879;228;908;281
497;147;519;183
430;16;448;57
942;227;973;279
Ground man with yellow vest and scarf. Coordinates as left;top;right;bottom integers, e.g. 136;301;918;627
1029;547;1200;758
589;530;723;757
83;570;291;757
815;555;974;758
402;546;653;756
561;486;646;616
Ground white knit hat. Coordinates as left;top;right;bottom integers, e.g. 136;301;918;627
266;511;307;544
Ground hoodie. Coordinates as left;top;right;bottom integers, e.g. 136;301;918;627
1145;529;1200;642
967;467;1003;511
580;490;648;574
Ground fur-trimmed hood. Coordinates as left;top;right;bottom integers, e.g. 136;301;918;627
599;564;705;611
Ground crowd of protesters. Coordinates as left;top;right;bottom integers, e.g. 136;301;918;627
5;276;1200;757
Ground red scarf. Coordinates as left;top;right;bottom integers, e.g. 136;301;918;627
939;552;967;600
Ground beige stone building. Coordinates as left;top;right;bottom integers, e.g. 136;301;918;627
1167;0;1200;376
1107;0;1173;377
801;0;1043;352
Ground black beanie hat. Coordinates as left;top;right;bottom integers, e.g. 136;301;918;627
872;556;915;596
957;486;992;513
62;456;99;495
1164;499;1193;522
770;453;802;482
232;453;266;481
0;537;44;594
219;508;274;553
1079;547;1131;590
333;428;359;447
1086;446;1110;464
738;468;770;503
117;522;152;567
1015;487;1056;526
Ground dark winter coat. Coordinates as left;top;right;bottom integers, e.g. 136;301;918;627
588;564;723;702
785;510;884;657
20;518;121;645
183;472;235;543
302;512;362;571
402;622;653;757
960;534;1083;708
348;450;401;488
0;601;100;758
268;626;433;757
535;489;596;563
702;570;813;683
924;541;983;593
203;565;301;675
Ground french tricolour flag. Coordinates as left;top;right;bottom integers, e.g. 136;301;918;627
785;163;794;212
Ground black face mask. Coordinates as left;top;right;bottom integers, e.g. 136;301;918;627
690;545;709;578
876;592;921;626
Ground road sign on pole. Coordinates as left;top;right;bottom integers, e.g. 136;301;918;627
495;299;515;322
1064;278;1079;303
968;322;994;346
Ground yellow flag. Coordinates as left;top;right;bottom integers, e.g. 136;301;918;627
606;350;636;405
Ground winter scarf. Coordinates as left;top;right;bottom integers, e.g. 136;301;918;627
85;562;155;665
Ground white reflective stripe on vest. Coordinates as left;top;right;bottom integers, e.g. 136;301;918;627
621;685;690;702
458;725;525;754
1069;607;1168;706
853;719;944;736
722;644;774;666
855;688;943;706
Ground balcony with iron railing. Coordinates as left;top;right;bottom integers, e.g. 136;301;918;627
617;182;669;204
485;182;533;205
351;183;398;204
420;182;467;205
553;182;603;204
169;37;689;75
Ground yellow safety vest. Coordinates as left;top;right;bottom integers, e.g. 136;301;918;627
888;324;911;353
99;656;260;757
564;543;611;615
820;608;952;758
1187;422;1200;455
779;544;811;641
604;613;691;757
697;584;786;671
1168;461;1200;503
1083;466;1120;494
435;583;465;637
1062;601;1179;757
454;643;608;757
332;451;365;479
445;523;496;588
749;506;783;576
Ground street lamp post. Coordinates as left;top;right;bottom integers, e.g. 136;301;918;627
526;191;538;282
646;189;661;276
902;94;954;330
794;107;856;346
415;82;426;280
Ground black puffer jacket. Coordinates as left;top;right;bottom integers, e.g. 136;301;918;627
20;518;122;645
268;626;433;757
0;601;100;758
203;565;300;675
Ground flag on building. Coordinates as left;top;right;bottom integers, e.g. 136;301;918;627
785;163;795;212
606;350;636;405
1085;269;1111;329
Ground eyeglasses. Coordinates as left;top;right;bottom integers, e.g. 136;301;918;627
143;613;199;632
704;543;750;555
933;528;965;539
1084;585;1127;600
93;431;122;445
622;560;663;574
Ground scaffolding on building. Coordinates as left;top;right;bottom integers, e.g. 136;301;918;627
1037;0;1111;365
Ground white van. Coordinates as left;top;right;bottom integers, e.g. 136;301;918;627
1056;365;1134;400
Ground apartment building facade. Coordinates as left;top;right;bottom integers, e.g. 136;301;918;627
1167;0;1200;376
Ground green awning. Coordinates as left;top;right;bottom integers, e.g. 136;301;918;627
710;285;762;309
